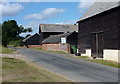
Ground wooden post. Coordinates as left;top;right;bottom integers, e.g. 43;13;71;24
96;34;99;58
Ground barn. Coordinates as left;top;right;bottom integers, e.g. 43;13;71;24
23;33;41;48
77;0;120;62
41;31;78;54
39;24;78;44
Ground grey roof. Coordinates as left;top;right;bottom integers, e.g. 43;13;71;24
22;33;40;42
42;32;74;44
39;24;78;32
78;0;120;22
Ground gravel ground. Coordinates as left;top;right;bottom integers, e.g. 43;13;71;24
0;50;26;61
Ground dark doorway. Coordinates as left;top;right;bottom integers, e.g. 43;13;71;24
91;31;104;58
70;48;74;54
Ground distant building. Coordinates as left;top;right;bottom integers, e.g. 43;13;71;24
41;31;78;54
23;33;41;48
23;24;78;48
77;0;120;62
39;24;78;44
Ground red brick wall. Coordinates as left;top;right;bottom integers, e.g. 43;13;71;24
42;44;60;51
42;43;71;53
27;45;42;48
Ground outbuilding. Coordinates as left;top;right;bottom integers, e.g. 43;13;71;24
41;31;78;54
39;24;78;44
23;33;41;48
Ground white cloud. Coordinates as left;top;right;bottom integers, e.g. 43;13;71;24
24;21;47;29
24;8;65;20
78;0;95;9
55;20;77;25
0;0;119;2
20;20;47;37
0;2;24;16
20;19;77;37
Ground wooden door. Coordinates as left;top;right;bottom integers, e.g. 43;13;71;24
91;32;104;58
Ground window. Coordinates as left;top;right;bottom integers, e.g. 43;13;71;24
61;37;66;43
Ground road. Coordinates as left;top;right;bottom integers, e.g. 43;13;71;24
13;47;119;82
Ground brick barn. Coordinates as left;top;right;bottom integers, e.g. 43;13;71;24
77;0;120;62
41;32;78;54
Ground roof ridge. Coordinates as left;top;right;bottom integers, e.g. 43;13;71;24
22;33;40;42
78;0;120;22
41;32;75;44
40;24;78;26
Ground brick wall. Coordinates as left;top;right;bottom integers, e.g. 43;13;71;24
60;43;71;53
42;43;60;51
103;49;120;63
27;45;42;48
42;43;71;53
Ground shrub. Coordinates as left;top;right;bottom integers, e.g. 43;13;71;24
9;40;23;47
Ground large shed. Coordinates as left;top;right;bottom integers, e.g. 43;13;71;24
23;33;41;48
39;24;78;44
77;0;120;62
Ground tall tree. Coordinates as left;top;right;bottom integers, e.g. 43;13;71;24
2;20;32;47
0;23;2;46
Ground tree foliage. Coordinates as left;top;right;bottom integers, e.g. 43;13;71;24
2;20;32;47
0;23;2;46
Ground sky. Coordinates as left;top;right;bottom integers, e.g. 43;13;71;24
1;0;95;37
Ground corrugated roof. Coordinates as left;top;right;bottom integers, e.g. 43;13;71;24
39;24;78;32
22;33;40;42
42;32;74;44
78;0;120;22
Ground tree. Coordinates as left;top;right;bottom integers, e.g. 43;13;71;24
0;23;2;46
2;20;32;47
27;28;32;32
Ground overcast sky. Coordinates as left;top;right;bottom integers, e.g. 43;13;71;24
1;0;95;37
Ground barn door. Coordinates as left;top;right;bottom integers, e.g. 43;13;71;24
91;32;104;58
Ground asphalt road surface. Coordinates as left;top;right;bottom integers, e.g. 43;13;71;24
12;47;119;83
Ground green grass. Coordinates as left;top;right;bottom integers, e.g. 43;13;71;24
1;47;16;54
32;48;67;54
68;55;120;68
8;45;24;48
2;57;71;82
86;59;120;68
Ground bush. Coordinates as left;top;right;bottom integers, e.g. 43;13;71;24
9;40;23;47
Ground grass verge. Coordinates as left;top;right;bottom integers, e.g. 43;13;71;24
31;48;67;54
2;57;71;82
8;45;24;48
2;47;16;54
68;55;120;68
